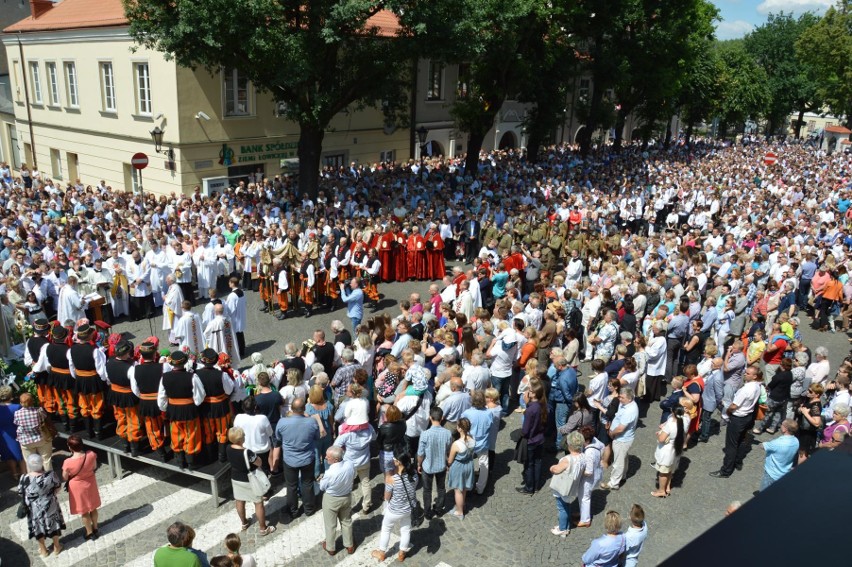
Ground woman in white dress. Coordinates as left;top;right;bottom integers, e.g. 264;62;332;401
651;406;687;498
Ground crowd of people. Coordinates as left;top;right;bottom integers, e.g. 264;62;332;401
1;136;852;565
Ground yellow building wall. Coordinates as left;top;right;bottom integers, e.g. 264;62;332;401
3;28;409;196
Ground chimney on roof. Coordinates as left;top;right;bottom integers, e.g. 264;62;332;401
30;0;55;19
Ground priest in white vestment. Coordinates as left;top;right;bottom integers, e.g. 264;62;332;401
173;300;204;355
203;303;241;366
108;251;130;317
145;241;171;307
162;275;184;342
57;275;88;324
193;236;218;296
224;277;247;357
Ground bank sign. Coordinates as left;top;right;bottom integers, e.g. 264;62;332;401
224;141;299;165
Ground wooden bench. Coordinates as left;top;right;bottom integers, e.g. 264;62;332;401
56;431;230;509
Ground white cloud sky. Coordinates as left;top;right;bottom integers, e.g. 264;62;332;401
716;19;755;40
756;0;835;15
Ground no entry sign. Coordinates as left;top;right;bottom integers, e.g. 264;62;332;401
131;152;149;170
764;151;777;166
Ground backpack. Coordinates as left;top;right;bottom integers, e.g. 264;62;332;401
566;304;583;333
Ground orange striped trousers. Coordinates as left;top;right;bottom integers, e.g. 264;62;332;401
78;392;106;419
113;405;143;442
277;290;289;311
37;383;58;414
143;414;165;450
170;418;202;455
58;388;78;419
202;415;231;445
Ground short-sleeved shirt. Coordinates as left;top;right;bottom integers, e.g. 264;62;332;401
731;381;761;417
763;435;799;480
385;472;418;515
153;545;202;567
275;415;319;467
763;337;788;365
610;401;639;442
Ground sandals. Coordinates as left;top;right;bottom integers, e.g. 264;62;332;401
371;550;386;562
651;491;668;498
240;520;251;531
53;544;64;556
259;525;276;537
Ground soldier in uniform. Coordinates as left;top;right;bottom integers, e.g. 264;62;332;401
497;228;514;256
68;324;109;439
129;341;168;459
158;351;205;470
481;220;498;249
34;325;77;432
196;348;234;463
548;231;565;270
24;318;54;416
107;340;142;456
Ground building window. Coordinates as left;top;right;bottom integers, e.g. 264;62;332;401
134;63;152;115
46;62;59;106
29;62;42;104
100;62;116;112
223;68;250;116
427;61;443;101
807;120;816;132
324;154;345;168
457;63;470;99
50;148;62;180
64;62;79;107
12;61;22;102
380;150;395;163
578;78;590;101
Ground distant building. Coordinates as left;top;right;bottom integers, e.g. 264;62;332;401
1;0;408;195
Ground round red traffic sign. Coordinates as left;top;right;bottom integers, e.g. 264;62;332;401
131;152;149;170
764;151;777;166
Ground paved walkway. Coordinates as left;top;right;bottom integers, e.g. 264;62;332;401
1;279;846;566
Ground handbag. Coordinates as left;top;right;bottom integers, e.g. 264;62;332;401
399;473;424;528
636;372;647;398
549;454;583;498
755;404;768;421
244;449;271;498
39;409;57;442
16;475;30;518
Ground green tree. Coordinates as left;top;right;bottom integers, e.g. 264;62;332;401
713;40;771;138
744;12;822;138
123;0;413;198
678;41;723;143
796;0;852;129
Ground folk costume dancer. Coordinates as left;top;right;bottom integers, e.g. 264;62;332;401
68;324;109;439
158;351;205;470
33;325;76;432
107;339;143;456
299;253;316;318
196;348;234;463
24;318;54;415
129;341;168;459
274;259;290;321
363;249;382;306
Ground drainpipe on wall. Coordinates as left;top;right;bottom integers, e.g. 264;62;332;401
17;33;37;169
409;58;418;161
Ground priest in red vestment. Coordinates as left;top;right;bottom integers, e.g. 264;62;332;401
425;223;445;281
376;226;395;282
393;227;408;283
407;230;427;280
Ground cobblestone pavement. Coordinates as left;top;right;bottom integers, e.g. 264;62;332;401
1;279;847;566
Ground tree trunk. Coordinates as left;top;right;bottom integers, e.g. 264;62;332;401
297;122;325;200
526;130;542;164
613;108;627;151
794;108;805;139
579;85;604;157
685;120;694;145
664;122;673;148
464;129;486;177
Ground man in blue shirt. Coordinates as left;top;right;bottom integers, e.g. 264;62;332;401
602;388;639;490
334;419;377;512
275;398;320;517
549;357;578;452
318;446;356;555
798;253;817;309
461;391;495;495
760;419;800;491
339;277;364;331
417;407;452;518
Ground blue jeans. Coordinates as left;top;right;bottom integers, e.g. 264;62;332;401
699;408;715;441
350;317;362;332
760;471;776;491
554;402;571;451
554;496;571;531
491;374;510;415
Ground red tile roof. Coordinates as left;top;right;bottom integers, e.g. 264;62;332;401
5;0;128;33
825;125;852;135
5;0;401;36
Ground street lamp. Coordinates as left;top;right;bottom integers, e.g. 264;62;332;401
416;126;428;181
149;126;175;161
